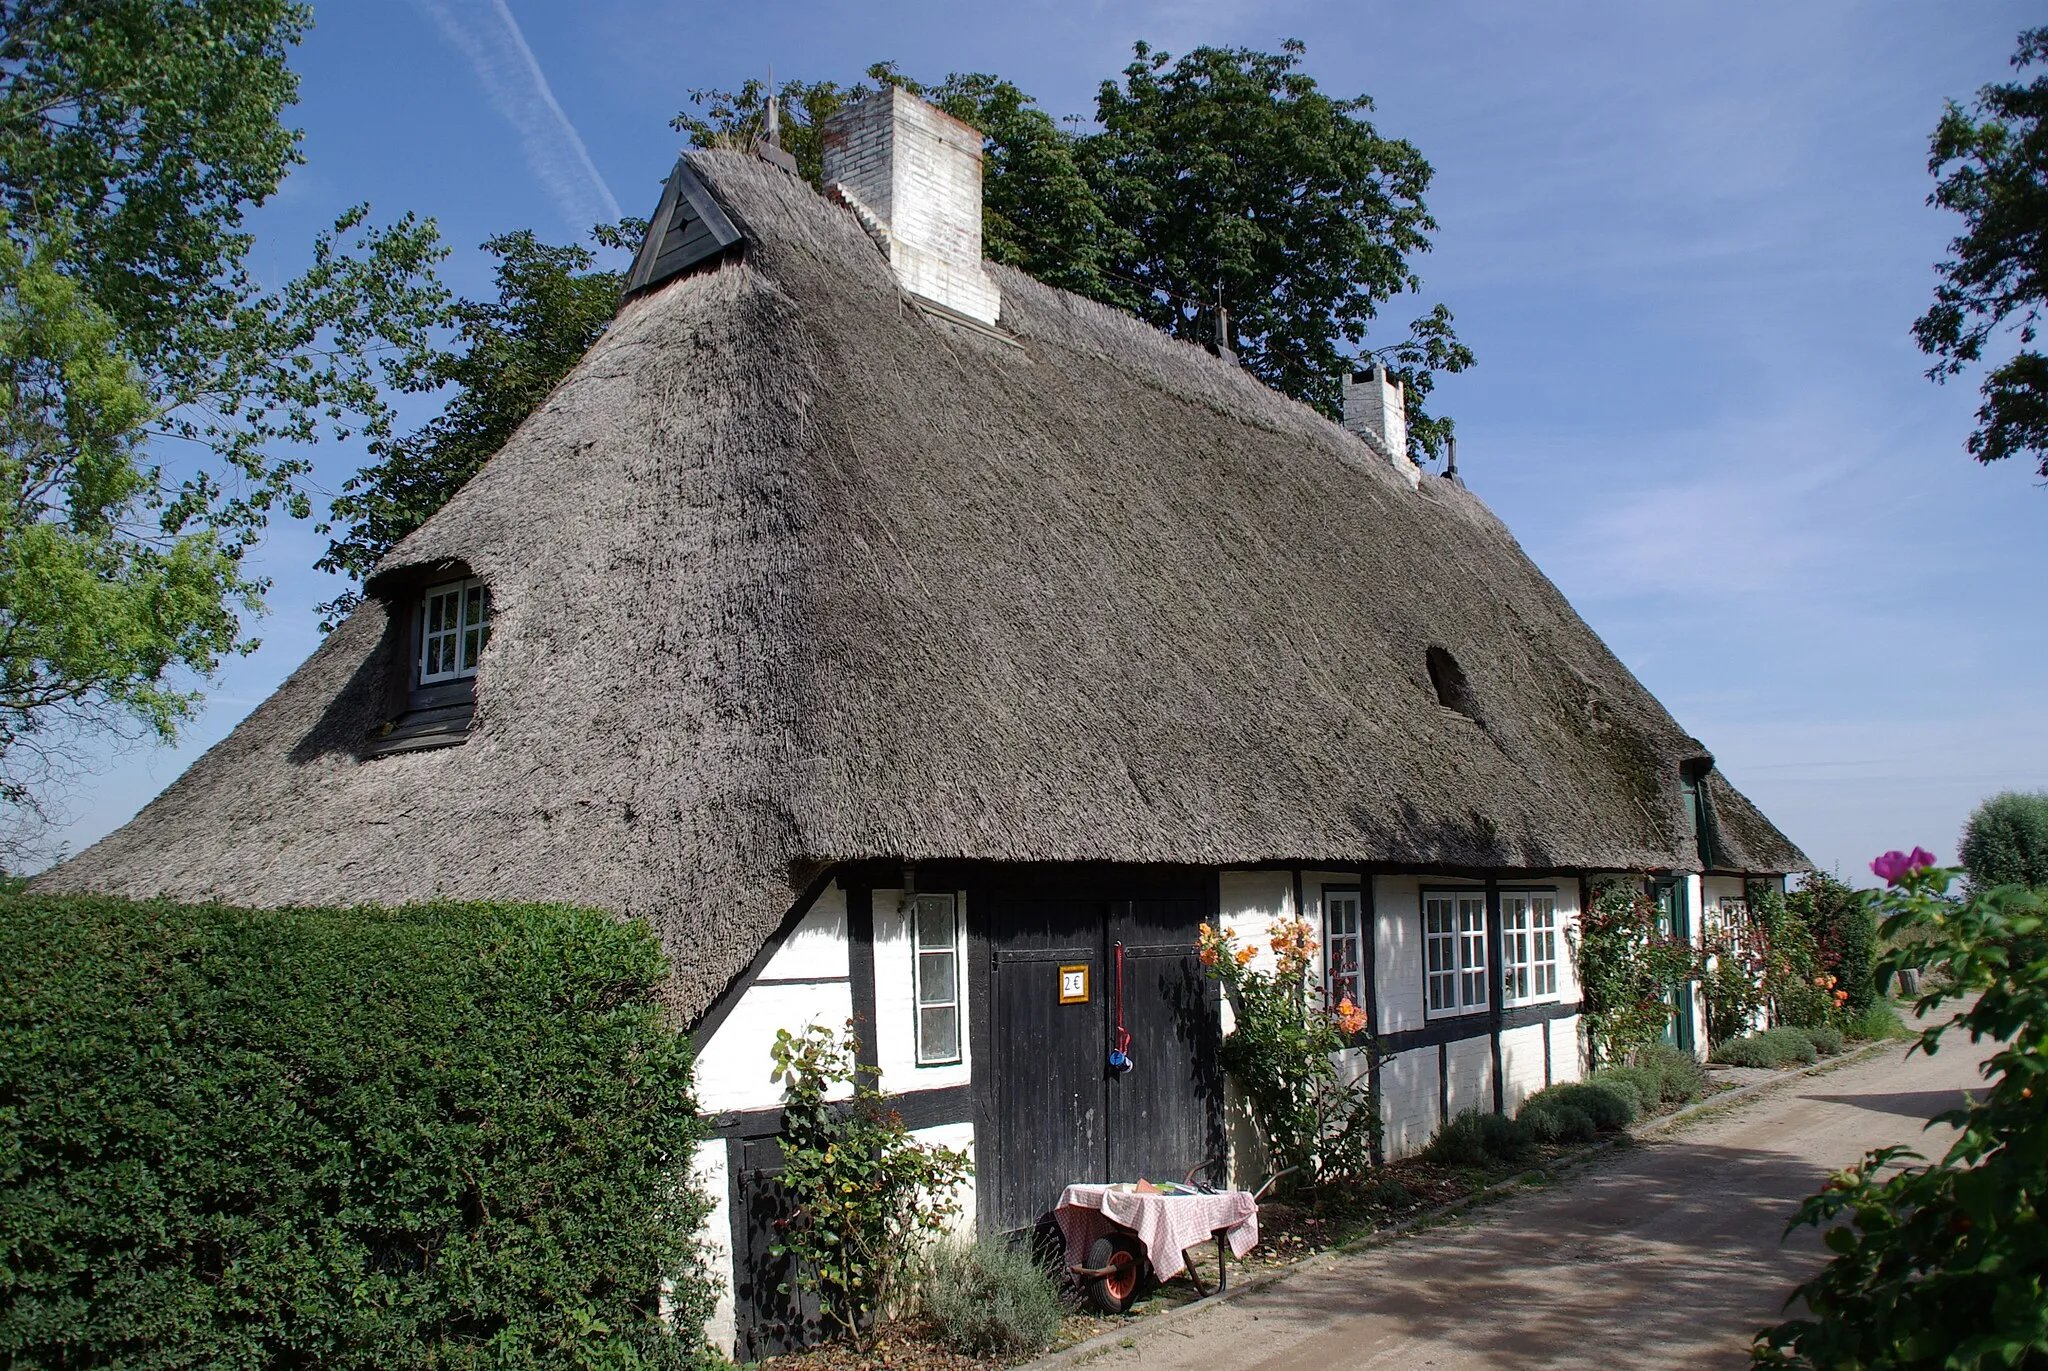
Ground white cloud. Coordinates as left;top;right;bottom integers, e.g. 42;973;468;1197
412;0;622;236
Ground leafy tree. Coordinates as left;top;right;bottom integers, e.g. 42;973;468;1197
1914;27;2048;477
1961;791;2048;892
676;41;1472;458
1754;854;2048;1369
316;226;634;624
1082;41;1470;449
0;226;251;863
0;0;451;838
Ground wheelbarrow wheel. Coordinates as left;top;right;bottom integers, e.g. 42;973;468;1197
1083;1233;1149;1314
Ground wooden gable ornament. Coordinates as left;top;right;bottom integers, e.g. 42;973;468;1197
622;158;743;298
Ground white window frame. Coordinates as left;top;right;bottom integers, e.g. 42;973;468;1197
912;892;963;1066
1423;887;1489;1019
1321;886;1365;1015
1500;888;1561;1006
418;577;492;685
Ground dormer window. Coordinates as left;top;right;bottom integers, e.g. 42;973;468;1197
364;570;493;758
419;578;491;684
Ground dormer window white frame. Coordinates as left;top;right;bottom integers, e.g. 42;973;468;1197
418;577;491;685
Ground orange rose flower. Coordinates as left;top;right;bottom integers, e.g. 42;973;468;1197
1235;945;1255;966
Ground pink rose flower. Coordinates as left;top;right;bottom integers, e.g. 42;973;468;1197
1870;847;1937;885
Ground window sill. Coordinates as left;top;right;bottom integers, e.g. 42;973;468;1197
364;699;475;757
1422;1005;1490;1023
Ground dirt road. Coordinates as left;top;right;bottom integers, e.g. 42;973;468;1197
1078;1024;1995;1370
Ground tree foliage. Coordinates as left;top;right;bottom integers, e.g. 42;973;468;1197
0;0;452;836
0;227;252;861
675;41;1472;457
1914;27;2048;478
1962;791;2048;892
1754;858;2048;1369
317;226;633;624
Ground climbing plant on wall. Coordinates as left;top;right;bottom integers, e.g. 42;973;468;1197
1197;919;1377;1189
1573;883;1702;1064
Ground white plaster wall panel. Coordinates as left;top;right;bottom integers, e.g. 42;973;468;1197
1553;1014;1587;1082
1446;1034;1494;1119
685;1138;737;1356
912;1122;978;1236
1216;869;1291;973
1703;876;1747;920
762;884;849;981
1373;877;1424;1035
693;981;855;1113
871;886;972;1092
1377;1047;1440;1160
1499;1024;1549;1113
1682;873;1707;1052
1223;1076;1268;1191
1552;882;1583;1005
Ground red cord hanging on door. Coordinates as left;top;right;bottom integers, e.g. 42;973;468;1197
1108;941;1134;1074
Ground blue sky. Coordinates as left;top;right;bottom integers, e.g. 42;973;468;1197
48;0;2048;883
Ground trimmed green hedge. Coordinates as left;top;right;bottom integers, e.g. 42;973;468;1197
0;895;717;1370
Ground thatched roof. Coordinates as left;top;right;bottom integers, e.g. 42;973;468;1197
37;151;1806;1016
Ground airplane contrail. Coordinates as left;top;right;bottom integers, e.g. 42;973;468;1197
413;0;624;237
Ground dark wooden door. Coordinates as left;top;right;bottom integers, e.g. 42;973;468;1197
986;894;1107;1234
977;870;1219;1234
1106;897;1222;1187
730;1134;821;1360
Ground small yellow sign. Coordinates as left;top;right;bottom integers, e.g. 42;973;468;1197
1058;964;1090;1004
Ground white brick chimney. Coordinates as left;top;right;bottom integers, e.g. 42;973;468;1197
1343;363;1420;487
821;87;1001;327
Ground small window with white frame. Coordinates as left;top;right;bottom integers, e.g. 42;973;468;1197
1424;888;1489;1017
913;892;962;1065
1322;887;1364;1012
1501;889;1560;1004
418;577;492;684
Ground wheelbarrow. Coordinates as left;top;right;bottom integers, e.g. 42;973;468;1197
1063;1162;1293;1314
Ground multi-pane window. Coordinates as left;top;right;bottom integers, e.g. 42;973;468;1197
419;578;492;684
913;893;962;1065
1424;890;1488;1016
1501;891;1560;1004
1323;889;1364;1011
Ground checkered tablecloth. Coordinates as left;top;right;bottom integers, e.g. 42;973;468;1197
1054;1183;1259;1282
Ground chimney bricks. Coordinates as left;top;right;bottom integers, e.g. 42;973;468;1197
821;87;1002;327
1343;363;1420;488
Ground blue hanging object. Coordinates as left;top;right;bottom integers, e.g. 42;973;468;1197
1108;1047;1134;1074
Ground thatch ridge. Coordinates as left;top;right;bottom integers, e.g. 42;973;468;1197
38;149;1806;1014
